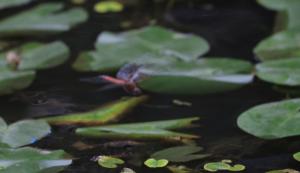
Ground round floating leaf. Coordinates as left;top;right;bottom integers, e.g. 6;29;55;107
228;164;246;171
256;57;300;86
237;98;300;139
124;58;253;95
97;156;124;169
293;152;300;162
203;162;231;172
94;1;124;13
121;168;136;173
254;31;300;61
144;158;169;168
1;119;51;148
72;26;209;72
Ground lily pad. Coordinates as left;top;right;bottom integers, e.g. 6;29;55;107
0;41;70;70
94;1;124;13
121;168;136;173
167;165;193;173
0;69;35;95
97;156;124;169
0;0;39;10
43;96;147;125
72;26;209;72
237;98;300;139
76;117;199;141
110;58;253;95
144;158;168;168
255;57;300;86
151;145;209;162
254;30;300;61
0;147;72;173
293;152;300;162
0;3;88;37
203;160;245;172
0;117;51;148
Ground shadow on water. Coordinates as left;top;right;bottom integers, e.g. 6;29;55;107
1;0;300;172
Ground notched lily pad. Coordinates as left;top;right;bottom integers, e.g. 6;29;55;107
203;160;245;172
144;158;168;168
76;117;199;141
0;147;72;173
72;26;210;72
43;96;147;125
0;3;88;37
0;117;51;148
97;156;124;169
237;98;300;139
94;1;124;13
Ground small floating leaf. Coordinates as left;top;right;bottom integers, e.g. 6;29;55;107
43;96;147;125
76;117;199;141
151;145;209;162
97;156;124;169
256;57;300;86
0;147;72;173
144;158;168;168
121;167;136;173
0;117;51;148
94;1;124;13
113;58;253;95
72;26;209;72
237;98;300;139
167;165;193;173
204;160;245;172
293;152;300;162
0;3;88;37
254;31;300;61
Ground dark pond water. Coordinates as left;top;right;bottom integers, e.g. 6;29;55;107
1;0;300;172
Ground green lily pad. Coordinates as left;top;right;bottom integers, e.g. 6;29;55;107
43;96;147;125
254;31;300;61
237;98;300;139
144;158;168;168
0;69;35;95
256;57;300;86
72;26;209;72
114;58;253;95
121;168;136;173
167;165;193;173
0;0;39;10
76;117;199;141
151;145;209;162
0;147;72;173
0;3;88;37
0;117;51;148
94;1;124;13
0;41;70;71
204;160;245;172
97;156;124;169
293;152;300;162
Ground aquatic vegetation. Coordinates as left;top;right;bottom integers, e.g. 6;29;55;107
43;96;147;125
0;117;50;148
266;169;300;173
0;3;88;37
121;167;136;173
203;160;245;172
0;0;39;10
0;147;72;173
144;158;169;168
167;165;194;173
97;155;125;169
293;152;300;162
151;145;209;162
237;98;300;139
76;117;199;141
72;26;209;72
94;1;124;13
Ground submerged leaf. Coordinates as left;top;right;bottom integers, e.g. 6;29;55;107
0;0;38;10
76;117;199;141
72;26;209;72
94;1;124;13
0;117;51;148
113;58;253;95
43;96;147;125
0;147;72;173
237;98;300;139
97;156;124;169
0;3;88;37
256;57;300;86
254;31;300;61
144;158;168;168
151;145;209;162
